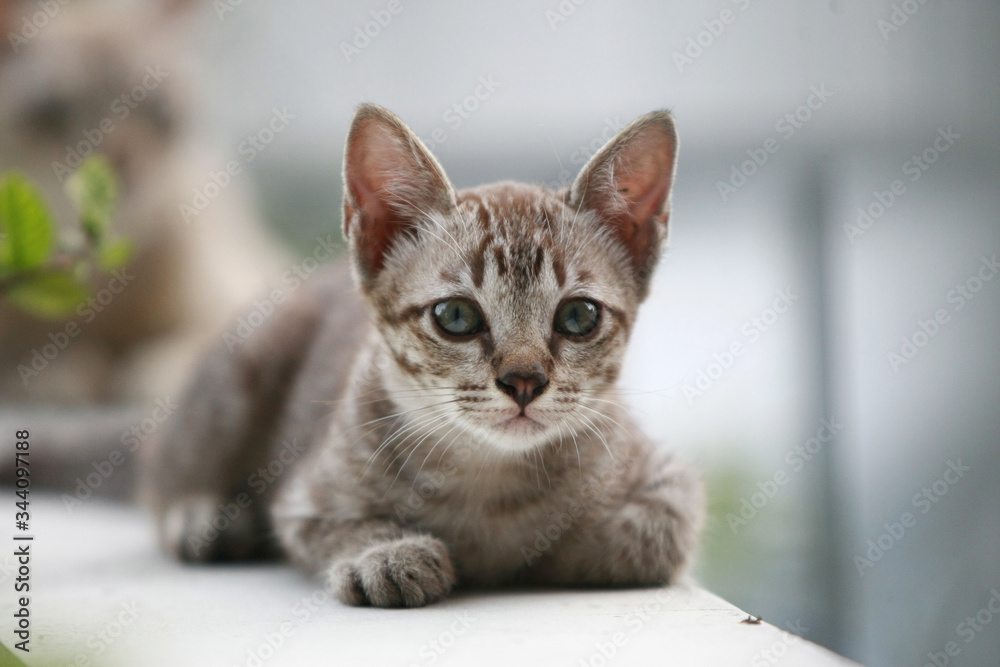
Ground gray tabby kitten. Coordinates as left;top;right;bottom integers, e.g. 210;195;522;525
144;104;703;607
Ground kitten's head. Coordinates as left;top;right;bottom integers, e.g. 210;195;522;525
342;105;677;452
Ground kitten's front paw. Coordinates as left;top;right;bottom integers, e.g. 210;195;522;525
329;535;456;608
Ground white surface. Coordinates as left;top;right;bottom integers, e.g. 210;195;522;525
0;495;860;666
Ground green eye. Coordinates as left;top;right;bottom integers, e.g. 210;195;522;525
433;299;484;336
554;299;600;337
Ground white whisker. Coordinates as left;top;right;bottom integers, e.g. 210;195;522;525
361;406;455;476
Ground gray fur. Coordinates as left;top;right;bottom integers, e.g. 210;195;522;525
143;105;703;607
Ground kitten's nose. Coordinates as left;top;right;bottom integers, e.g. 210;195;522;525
496;369;549;409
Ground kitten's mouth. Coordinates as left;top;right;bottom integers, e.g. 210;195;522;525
494;413;545;435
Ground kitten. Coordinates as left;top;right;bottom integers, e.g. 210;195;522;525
0;0;284;402
143;104;704;607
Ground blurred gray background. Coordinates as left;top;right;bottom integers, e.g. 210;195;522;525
8;0;1000;664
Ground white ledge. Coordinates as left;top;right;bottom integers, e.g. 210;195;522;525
1;495;860;666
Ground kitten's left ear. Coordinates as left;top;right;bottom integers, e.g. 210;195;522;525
568;111;678;296
342;104;456;288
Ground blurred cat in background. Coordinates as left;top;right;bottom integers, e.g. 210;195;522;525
0;0;286;402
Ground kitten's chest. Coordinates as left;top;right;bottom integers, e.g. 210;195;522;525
391;469;576;583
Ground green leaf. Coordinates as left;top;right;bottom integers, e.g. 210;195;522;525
0;172;55;271
4;272;89;319
97;238;132;271
65;155;119;242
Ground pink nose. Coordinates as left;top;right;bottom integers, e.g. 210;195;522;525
496;370;549;408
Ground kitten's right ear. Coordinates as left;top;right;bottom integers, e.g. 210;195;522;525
342;104;456;287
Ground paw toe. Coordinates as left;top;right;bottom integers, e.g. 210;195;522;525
332;536;455;608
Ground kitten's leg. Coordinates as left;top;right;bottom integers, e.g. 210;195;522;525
143;289;326;563
279;516;456;608
143;346;288;563
159;492;269;562
527;453;703;587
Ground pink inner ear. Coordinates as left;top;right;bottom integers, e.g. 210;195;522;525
600;126;676;261
617;167;671;240
346;174;399;274
345;122;412;273
343;111;454;277
347;163;392;227
347;122;401;217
